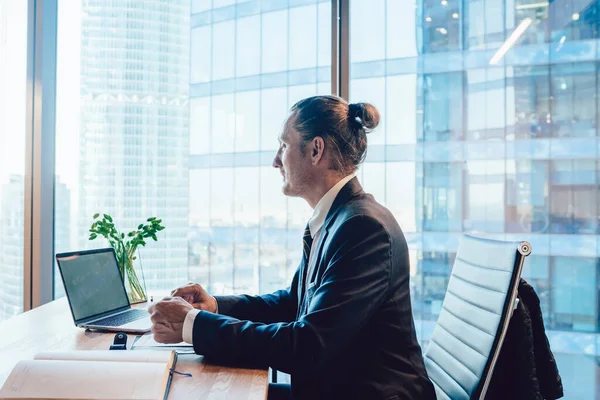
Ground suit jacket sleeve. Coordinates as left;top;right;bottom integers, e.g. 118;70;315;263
213;267;300;324
191;215;391;375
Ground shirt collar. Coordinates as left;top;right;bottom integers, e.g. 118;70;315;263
308;174;355;238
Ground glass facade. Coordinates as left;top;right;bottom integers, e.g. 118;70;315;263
0;0;27;321
349;0;599;398
187;0;332;295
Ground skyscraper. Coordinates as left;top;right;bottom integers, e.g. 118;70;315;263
76;1;190;291
0;0;27;323
0;176;24;321
0;176;71;314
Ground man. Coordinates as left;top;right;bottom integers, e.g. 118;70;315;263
149;95;435;399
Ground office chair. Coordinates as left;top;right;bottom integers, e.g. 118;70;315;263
423;234;531;400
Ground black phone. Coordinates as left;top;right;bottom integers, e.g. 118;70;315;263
109;331;128;350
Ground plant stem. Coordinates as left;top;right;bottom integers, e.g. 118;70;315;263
124;248;145;302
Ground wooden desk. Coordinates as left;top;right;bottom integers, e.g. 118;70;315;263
0;298;268;400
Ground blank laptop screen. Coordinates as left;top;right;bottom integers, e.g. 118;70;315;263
57;250;129;322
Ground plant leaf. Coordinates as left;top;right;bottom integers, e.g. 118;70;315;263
104;214;113;222
147;217;156;222
151;234;157;241
138;224;144;230
121;233;125;239
93;213;100;219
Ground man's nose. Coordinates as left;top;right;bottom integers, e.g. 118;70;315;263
273;150;281;168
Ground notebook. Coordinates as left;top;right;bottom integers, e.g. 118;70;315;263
0;350;177;400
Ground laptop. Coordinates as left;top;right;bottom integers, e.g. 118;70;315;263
56;248;152;333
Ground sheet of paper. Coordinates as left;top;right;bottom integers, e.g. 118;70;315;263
34;350;173;364
133;334;192;348
0;359;168;400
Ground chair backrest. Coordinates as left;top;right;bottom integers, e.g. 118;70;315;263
423;234;531;400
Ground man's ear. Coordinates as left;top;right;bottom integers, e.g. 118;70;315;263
311;137;325;165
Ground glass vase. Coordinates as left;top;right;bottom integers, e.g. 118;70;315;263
121;249;147;304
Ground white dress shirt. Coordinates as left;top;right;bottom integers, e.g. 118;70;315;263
182;173;356;344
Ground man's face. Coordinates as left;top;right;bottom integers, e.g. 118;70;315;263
272;114;313;197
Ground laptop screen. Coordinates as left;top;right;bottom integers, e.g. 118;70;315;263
56;249;130;322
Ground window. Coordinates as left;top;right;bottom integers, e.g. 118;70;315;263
422;163;463;232
0;1;27;321
212;21;235;81
466;68;506;140
350;1;599;396
551;63;596;138
505;160;549;233
55;0;331;299
421;73;464;141
55;0;190;294
549;0;597;42
262;10;288;74
420;251;456;320
513;66;551;139
236;16;260;77
551;256;598;332
235;91;260;152
211;94;235;153
350;0;385;63
549;160;598;234
465;160;505;233
466;0;505;49
11;0;596;395
259;166;288;294
422;0;461;53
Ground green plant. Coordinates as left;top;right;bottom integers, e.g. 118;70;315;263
89;213;165;303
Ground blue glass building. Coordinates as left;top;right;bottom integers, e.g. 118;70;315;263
189;0;599;397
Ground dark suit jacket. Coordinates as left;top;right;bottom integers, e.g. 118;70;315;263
191;178;436;399
486;279;563;400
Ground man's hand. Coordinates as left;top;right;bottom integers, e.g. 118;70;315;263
171;282;217;313
148;297;193;344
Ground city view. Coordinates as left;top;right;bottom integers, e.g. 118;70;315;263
1;0;599;398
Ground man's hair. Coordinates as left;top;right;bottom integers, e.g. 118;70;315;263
290;95;380;175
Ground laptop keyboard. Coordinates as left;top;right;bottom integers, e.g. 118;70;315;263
91;309;148;327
